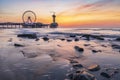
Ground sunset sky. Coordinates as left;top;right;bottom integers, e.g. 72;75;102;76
0;0;120;27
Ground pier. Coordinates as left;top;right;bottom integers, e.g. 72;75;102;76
0;22;22;29
0;22;49;29
0;10;58;29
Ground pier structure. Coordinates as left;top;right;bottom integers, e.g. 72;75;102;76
0;22;49;29
0;10;58;29
0;22;23;29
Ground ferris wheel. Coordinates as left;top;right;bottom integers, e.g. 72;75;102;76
22;10;37;24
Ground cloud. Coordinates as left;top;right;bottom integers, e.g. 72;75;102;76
75;0;115;11
58;0;120;16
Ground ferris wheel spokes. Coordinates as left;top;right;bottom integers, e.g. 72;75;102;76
22;10;36;24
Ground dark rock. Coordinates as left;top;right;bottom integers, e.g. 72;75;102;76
91;35;104;40
116;37;120;41
69;71;96;80
72;63;83;69
70;34;76;37
60;38;65;41
92;50;97;53
74;46;84;52
74;38;79;41
82;34;90;38
114;70;119;74
35;38;39;41
67;39;72;42
92;50;101;53
67;73;74;79
105;68;119;75
88;64;100;71
82;34;104;40
42;37;49;41
14;43;25;47
82;34;90;41
112;44;120;49
100;72;111;78
17;33;37;39
94;36;104;40
76;70;83;73
84;44;90;46
70;60;79;64
101;45;107;47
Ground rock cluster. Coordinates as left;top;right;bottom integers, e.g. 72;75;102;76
74;46;84;52
42;37;49;41
100;67;119;78
112;44;120;49
100;72;111;78
82;34;104;41
67;61;98;80
68;71;96;80
67;61;120;80
14;43;25;47
17;33;37;39
66;58;100;80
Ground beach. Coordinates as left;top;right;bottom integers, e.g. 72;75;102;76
0;28;120;80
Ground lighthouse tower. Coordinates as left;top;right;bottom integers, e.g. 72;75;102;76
50;12;58;28
53;14;56;23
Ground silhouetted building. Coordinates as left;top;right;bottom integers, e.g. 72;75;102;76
50;13;58;28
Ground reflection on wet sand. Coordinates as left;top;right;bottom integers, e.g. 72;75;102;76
0;28;120;80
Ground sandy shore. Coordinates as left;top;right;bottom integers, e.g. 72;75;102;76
0;28;120;80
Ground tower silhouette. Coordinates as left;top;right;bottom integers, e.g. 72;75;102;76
50;12;58;28
52;13;56;23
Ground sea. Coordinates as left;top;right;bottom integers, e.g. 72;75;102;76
0;27;120;80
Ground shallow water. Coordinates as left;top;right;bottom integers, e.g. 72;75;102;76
0;28;120;80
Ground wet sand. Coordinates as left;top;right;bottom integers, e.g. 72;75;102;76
0;28;120;80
